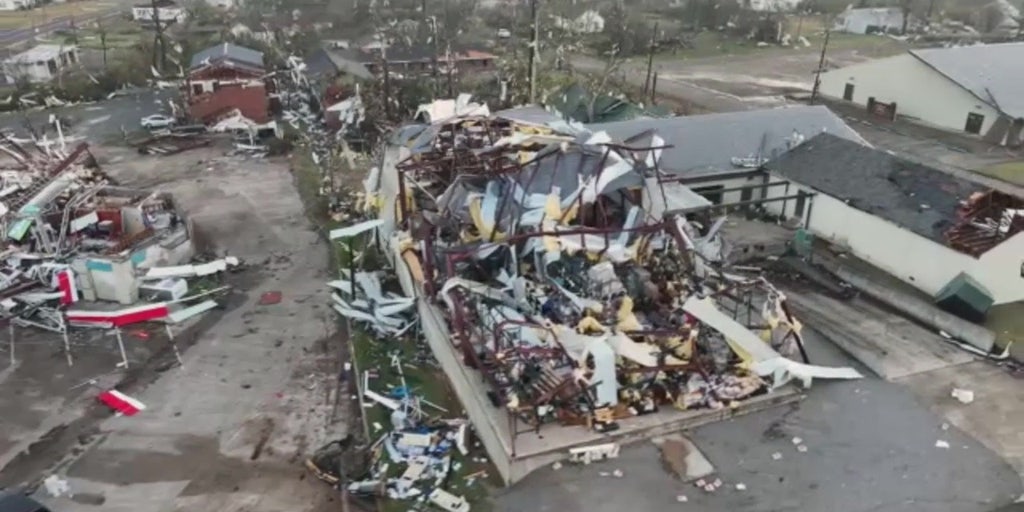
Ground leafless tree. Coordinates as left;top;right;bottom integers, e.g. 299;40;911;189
900;0;913;34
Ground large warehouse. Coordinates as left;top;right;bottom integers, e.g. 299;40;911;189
818;42;1024;145
761;133;1024;309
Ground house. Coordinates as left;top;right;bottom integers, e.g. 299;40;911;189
585;105;868;204
832;7;906;34
185;43;269;125
818;42;1024;145
131;0;187;24
304;46;373;82
552;10;605;33
760;133;1024;311
0;0;36;10
2;44;78;84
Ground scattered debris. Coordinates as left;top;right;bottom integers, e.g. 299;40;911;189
43;475;72;498
935;440;951;449
97;389;146;416
771;452;783;460
258;290;283;305
676;494;688;502
735;482;747;491
951;388;974;404
569;442;620;464
658;435;714;482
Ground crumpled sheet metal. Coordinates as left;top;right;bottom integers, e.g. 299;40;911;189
682;296;862;388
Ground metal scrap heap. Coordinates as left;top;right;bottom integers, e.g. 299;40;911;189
346;103;863;440
0;137;224;366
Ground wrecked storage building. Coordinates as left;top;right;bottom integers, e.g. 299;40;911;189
335;100;863;485
0;140;208;365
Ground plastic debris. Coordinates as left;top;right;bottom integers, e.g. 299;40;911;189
676;494;688;502
771;452;783;460
735;483;747;491
935;440;951;449
951;388;975;404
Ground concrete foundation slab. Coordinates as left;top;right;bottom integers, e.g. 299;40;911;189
416;295;802;484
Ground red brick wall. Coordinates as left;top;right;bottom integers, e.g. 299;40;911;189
188;83;269;124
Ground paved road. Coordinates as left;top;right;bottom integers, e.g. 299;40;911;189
496;330;1024;512
0;8;123;48
0;88;173;144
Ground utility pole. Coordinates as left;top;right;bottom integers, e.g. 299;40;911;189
809;29;830;105
380;30;392;120
527;0;539;103
151;0;166;74
643;21;658;97
446;40;454;98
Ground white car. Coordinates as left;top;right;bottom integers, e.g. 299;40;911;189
140;114;175;130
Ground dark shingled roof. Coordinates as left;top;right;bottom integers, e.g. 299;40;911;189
764;133;987;244
190;42;264;70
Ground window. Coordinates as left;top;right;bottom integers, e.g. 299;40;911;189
192;84;203;95
843;83;854;101
964;112;985;134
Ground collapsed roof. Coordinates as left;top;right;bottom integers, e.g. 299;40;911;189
336;100;862;442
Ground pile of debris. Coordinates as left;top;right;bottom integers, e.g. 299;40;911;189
336;101;863;438
0;138;236;366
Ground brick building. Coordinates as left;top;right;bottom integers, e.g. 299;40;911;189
185;43;270;125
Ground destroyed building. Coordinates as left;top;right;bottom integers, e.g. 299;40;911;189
185;43;271;125
0;141;210;366
335;101;864;485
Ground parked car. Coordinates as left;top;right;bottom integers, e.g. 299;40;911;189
0;492;50;512
140;114;176;130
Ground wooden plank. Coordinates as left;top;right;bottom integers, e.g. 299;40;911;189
785;290;973;380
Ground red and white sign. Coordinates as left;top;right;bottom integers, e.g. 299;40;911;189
56;269;78;306
97;389;146;416
66;303;169;327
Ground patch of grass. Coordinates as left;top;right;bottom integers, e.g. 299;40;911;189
976;160;1024;186
0;0;115;29
647;26;908;61
292;144;498;510
350;326;498;512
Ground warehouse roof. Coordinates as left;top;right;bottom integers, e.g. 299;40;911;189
589;106;867;179
764;133;986;245
910;42;1024;119
190;42;264;70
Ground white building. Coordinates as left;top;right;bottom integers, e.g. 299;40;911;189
833;7;906;34
2;44;78;84
820;43;1024;145
761;133;1024;309
0;0;37;10
132;0;187;23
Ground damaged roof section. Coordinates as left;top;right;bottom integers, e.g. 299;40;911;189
342;99;862;454
765;133;1022;257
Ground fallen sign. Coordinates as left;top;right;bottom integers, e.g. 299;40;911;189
568;443;620;464
141;257;241;280
97;389;146;416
